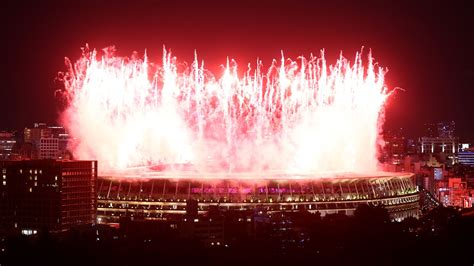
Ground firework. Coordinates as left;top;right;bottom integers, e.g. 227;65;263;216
60;45;389;177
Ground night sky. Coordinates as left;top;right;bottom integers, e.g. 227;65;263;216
2;0;473;140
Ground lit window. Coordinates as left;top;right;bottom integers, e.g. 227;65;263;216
21;229;37;236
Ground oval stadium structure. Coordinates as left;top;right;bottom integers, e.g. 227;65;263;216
97;172;420;222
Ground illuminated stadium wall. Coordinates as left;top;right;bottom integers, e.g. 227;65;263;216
97;173;420;222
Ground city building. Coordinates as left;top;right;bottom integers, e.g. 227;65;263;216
0;160;97;235
383;133;406;165
418;122;460;166
0;132;16;160
23;123;70;160
406;138;417;155
419;137;459;156
39;138;60;159
458;148;474;167
180;213;225;247
437;178;470;208
23;123;45;144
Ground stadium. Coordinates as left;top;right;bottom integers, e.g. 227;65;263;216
97;172;420;223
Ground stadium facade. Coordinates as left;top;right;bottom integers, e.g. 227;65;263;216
97;172;420;222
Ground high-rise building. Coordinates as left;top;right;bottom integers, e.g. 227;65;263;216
39;138;59;159
383;134;406;165
23;123;46;145
23;123;70;160
0;160;97;235
406;138;417;155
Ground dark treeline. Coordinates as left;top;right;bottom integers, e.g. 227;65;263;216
1;205;473;266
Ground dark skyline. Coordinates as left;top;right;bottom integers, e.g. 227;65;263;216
1;0;473;140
